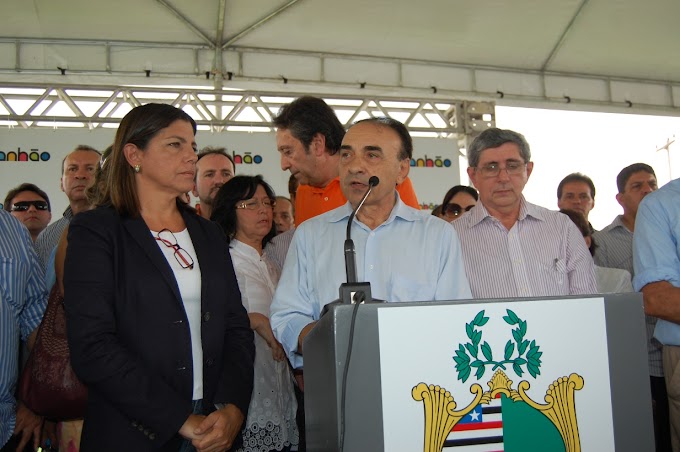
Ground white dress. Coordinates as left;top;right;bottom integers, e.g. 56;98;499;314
230;240;299;452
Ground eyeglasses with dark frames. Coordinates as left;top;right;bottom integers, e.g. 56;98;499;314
235;198;275;210
442;203;475;217
11;201;50;212
155;229;195;269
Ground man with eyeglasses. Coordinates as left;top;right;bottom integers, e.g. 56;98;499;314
34;145;101;270
452;127;597;298
3;183;52;243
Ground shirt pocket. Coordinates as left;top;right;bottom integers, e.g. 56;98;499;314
0;257;21;310
389;275;436;302
541;257;567;288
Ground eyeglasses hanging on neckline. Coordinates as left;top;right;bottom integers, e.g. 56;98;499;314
155;229;195;270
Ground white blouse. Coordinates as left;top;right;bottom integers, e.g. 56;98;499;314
229;239;280;317
151;228;203;400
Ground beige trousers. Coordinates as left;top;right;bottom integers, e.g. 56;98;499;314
663;345;680;451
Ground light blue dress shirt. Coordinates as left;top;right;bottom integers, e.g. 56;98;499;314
270;194;472;368
0;211;48;447
633;178;680;346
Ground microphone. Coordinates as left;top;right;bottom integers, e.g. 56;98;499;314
344;176;379;284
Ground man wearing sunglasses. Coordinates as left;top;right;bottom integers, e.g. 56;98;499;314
452;127;597;298
3;183;52;243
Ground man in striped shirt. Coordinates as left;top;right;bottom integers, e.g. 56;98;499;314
452;128;597;298
597;163;669;451
0;210;48;451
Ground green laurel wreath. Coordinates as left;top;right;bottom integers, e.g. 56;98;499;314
453;309;542;383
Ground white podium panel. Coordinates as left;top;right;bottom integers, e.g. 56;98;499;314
304;294;654;452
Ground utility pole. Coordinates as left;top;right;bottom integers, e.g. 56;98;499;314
656;135;676;180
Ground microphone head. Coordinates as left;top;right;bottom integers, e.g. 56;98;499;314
368;176;380;187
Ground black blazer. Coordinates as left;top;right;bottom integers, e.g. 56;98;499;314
64;205;254;451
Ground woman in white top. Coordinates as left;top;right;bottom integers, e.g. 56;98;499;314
212;175;299;452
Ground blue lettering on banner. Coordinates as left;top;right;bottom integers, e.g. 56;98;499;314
231;151;263;165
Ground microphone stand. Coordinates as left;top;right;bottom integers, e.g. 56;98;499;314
340;176;379;305
320;176;380;317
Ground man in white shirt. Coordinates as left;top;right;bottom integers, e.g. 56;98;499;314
271;117;471;370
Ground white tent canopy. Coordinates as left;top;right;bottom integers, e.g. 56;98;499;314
2;0;679;115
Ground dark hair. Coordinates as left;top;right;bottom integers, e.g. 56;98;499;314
195;146;236;181
616;163;656;193
61;144;102;175
86;145;113;206
560;208;596;256
442;185;479;208
431;205;443;217
98;103;197;217
288;173;299;198
273;96;345;155
3;183;51;212
211;175;277;248
557;173;596;200
467;128;531;168
352;117;413;160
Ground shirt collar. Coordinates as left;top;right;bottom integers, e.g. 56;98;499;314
467;195;543;227
301;177;340;195
326;191;420;226
230;239;262;260
602;215;628;233
63;206;74;220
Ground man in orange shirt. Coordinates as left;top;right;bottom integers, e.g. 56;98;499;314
272;96;419;225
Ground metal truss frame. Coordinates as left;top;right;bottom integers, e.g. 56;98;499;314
0;82;495;138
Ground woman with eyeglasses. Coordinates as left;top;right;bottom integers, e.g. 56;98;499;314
440;185;479;222
211;175;299;452
63;103;255;452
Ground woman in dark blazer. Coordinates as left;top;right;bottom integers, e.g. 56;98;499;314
64;103;255;451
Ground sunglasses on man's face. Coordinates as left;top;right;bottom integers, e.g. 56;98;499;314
11;201;49;212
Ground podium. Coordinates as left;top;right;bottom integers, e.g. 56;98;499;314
304;294;654;452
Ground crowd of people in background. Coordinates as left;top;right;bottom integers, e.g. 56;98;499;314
2;95;679;452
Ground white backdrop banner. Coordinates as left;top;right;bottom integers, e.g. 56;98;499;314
0;128;459;219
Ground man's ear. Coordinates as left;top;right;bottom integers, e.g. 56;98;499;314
615;192;624;208
309;133;327;156
526;161;534;180
396;159;410;185
467;167;477;188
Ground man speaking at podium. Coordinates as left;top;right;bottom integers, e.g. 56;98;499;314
270;117;472;372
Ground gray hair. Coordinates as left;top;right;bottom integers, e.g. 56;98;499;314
467;128;531;168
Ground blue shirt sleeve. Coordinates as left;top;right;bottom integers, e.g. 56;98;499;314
633;196;680;291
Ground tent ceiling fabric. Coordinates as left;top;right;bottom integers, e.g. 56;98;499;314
2;0;680;112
